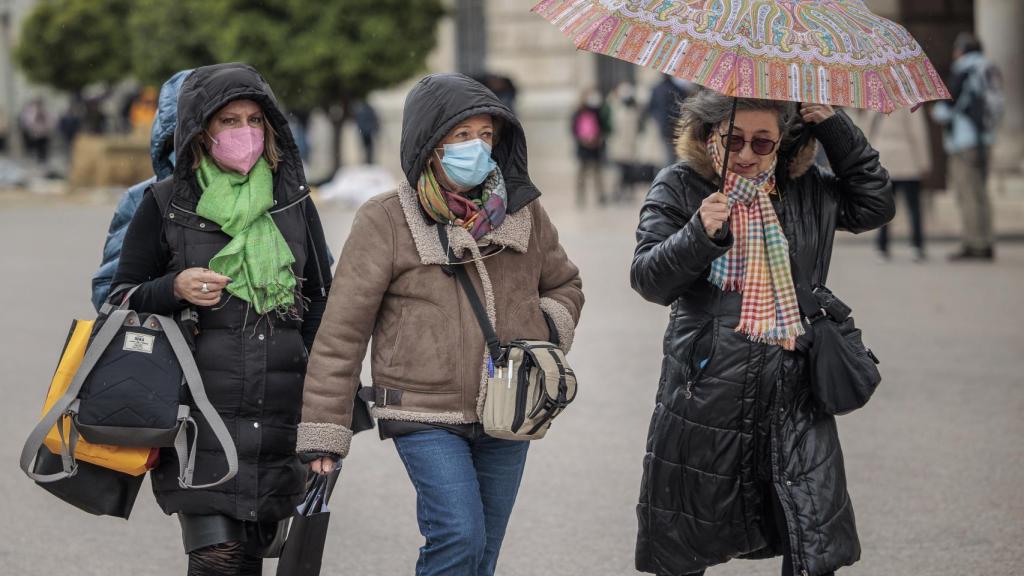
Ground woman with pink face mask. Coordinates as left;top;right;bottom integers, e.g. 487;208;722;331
111;63;345;575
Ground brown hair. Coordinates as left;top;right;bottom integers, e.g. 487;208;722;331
190;115;281;171
677;89;797;151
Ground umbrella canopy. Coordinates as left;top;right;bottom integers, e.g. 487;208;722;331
532;0;949;113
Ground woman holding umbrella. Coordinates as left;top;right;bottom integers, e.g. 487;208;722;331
630;90;893;576
531;1;945;574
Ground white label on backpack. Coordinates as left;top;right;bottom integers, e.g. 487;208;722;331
123;332;155;354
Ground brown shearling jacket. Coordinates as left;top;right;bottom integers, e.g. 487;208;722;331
296;180;583;457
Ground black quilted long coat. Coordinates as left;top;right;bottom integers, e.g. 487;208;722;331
631;110;893;576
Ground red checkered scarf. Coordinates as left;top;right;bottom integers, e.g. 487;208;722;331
706;134;804;350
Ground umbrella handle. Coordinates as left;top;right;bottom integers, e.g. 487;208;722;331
713;97;738;240
717;96;738;195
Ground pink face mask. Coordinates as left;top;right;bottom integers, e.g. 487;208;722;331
208;126;265;175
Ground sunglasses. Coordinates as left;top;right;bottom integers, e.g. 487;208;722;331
719;133;778;156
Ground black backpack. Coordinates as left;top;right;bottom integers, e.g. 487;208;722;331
21;295;238;489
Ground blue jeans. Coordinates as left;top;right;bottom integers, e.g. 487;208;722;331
393;429;530;576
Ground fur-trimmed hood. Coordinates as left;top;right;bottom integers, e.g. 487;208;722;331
674;121;819;184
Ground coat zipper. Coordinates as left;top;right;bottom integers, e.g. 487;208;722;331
750;342;766;547
644;405;660;568
301;200;327;297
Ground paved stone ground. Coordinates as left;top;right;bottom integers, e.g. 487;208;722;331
0;189;1021;575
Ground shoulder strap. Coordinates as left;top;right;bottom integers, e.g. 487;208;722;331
154;315;238;489
436;225;504;365
98;283;141;317
787;252;824;322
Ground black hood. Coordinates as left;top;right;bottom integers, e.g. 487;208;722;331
400;73;540;213
171;63;307;206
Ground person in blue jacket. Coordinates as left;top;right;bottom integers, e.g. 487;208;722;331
90;69;192;310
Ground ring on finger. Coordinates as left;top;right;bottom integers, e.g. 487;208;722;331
200;282;210;294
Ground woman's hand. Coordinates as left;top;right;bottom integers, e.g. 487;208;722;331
309;456;337;475
800;103;835;124
173;267;231;307
700;192;730;237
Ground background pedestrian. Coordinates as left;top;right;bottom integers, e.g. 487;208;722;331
931;32;1004;261
647;74;694;166
571;87;609;206
853;107;932;262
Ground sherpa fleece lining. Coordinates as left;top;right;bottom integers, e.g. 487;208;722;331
296;422;353;458
372;407;475;425
540;296;576;353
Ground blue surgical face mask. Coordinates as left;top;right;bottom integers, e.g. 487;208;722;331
438;139;497;189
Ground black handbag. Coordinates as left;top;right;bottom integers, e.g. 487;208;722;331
31;447;144;519
792;273;881;415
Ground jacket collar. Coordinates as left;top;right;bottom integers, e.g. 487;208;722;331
397;179;532;266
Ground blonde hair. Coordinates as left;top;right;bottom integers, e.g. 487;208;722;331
190;117;281;171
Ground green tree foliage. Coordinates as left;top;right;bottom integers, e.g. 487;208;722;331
204;0;446;170
206;0;444;109
16;0;445;170
14;0;133;95
127;0;218;86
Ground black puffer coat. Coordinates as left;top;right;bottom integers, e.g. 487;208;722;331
114;63;329;522
631;111;893;576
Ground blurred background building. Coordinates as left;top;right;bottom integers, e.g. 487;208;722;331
371;1;1024;189
0;0;1020;227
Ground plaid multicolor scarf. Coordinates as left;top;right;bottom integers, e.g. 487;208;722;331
417;164;507;240
706;134;803;350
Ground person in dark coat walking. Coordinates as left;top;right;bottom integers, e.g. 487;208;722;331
112;63;334;575
354;100;380;164
631;89;893;576
571;87;611;206
648;74;695;166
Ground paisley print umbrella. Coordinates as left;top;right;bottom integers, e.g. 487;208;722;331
532;0;949;113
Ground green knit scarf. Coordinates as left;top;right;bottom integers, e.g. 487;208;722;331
196;156;296;315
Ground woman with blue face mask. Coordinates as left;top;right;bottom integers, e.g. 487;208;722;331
297;73;585;576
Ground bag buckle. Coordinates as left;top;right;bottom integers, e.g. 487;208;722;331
804;308;829;324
